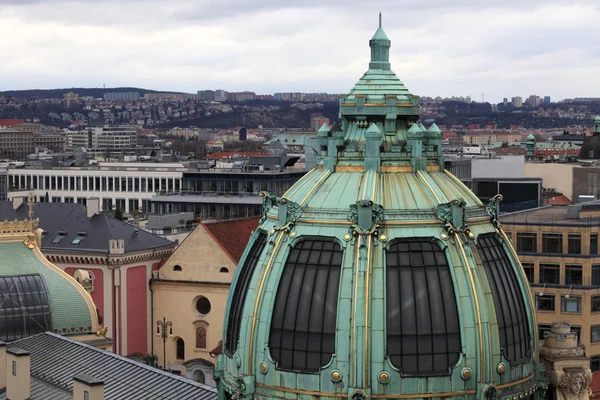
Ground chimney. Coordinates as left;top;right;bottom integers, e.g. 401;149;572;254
6;348;30;400
0;341;6;391
87;198;100;218
108;238;125;255
12;197;24;211
73;373;104;400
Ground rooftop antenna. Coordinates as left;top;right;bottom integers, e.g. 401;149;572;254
379;12;382;28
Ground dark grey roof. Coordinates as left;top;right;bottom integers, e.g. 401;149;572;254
579;133;600;160
0;332;217;400
0;202;174;254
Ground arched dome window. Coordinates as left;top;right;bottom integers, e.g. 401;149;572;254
268;238;343;372
176;338;185;360
385;239;461;375
219;267;229;273
225;232;267;356
193;370;205;384
173;265;182;272
477;234;530;363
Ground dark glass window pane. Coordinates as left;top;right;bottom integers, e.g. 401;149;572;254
591;234;598;255
269;239;343;373
224;232;267;356
568;234;581;255
538;324;552;340
521;262;534;284
565;264;582;286
542;233;563;254
592;356;600;372
593;265;600;286
517;233;537;253
539;264;560;285
536;294;555;311
0;274;51;342
477;235;531;363
386;239;461;376
592;296;600;313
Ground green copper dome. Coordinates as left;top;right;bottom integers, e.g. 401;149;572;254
216;18;545;400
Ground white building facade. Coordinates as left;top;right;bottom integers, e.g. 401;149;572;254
7;162;185;214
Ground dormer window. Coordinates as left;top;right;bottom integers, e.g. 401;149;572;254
71;232;87;245
52;231;67;244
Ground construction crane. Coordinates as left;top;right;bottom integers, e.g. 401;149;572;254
480;93;491;103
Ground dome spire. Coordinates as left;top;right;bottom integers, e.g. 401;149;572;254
369;13;391;70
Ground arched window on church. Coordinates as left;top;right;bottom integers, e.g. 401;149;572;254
196;327;207;349
176;338;185;360
193;370;205;384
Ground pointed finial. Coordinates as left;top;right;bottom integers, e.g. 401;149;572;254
379;12;382;28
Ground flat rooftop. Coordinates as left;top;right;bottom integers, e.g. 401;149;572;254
502;204;600;226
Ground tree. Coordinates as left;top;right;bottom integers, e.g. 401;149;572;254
114;208;125;221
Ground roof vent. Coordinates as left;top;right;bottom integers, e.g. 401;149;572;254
133;228;139;237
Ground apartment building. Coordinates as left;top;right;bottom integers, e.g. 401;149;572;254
502;202;600;370
68;125;138;153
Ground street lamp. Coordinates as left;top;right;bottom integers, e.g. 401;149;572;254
156;317;173;370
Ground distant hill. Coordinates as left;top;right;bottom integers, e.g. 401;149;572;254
0;87;184;99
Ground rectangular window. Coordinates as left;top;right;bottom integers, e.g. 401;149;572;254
565;264;582;285
571;326;581;344
561;296;581;313
592;295;600;313
592;356;600;372
12;361;16;376
593;265;600;286
567;233;581;254
536;294;555;311
591;326;600;343
539;263;560;284
592;234;598;255
522;262;534;283
517;232;537;253
538;324;552;340
542;233;563;254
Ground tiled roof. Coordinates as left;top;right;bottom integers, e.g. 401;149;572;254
0;202;174;254
0;119;24;127
0;242;95;337
0;332;217;400
591;370;600;397
201;217;261;263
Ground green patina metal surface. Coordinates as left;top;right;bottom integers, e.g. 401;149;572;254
0;241;94;335
215;15;545;400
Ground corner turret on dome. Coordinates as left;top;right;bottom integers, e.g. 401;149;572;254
526;133;536;161
369;13;391;71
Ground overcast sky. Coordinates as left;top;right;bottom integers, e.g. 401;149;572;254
0;0;598;103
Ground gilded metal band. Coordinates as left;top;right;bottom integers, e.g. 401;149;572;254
499;228;538;362
295;219;352;225
371;172;378;201
282;168;316;199
380;166;412;173
417;170;442;204
364;234;373;384
351;234;362;386
456;238;485;383
248;231;286;372
443;170;484;206
299;170;331;206
425;165;441;172
255;383;347;398
365;103;387;107
496;372;535;390
336;165;363;172
371;389;478;398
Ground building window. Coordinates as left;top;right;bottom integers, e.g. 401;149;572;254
84;391;89;400
592;326;600;343
592;295;600;313
225;232;267;356
565;264;582;286
592;356;600;372
219;267;229;273
173;265;182;272
542;233;563;254
176;338;184;360
522;262;534;283
195;297;211;315
561;296;582;313
592;234;598;255
536;294;555;311
196;327;206;349
539;263;559;284
477;235;530;363
567;234;581;254
385;239;461;375
538;324;552;340
517;232;537;253
269;238;343;373
11;360;16;376
193;370;205;384
571;326;581;344
51;231;67;244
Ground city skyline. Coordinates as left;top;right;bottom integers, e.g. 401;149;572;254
0;0;599;103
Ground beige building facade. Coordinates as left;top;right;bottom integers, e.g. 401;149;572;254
503;203;600;372
152;217;260;385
